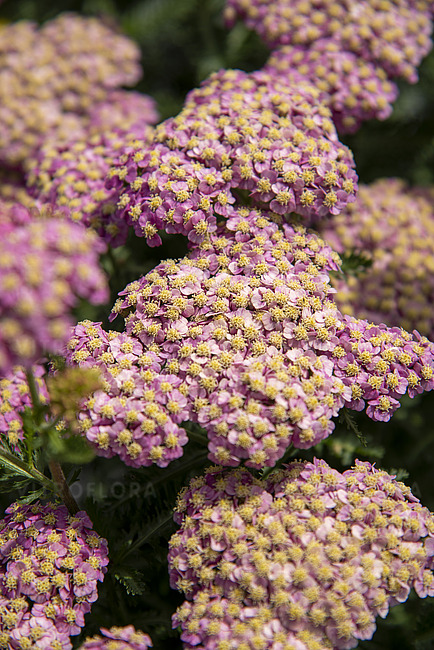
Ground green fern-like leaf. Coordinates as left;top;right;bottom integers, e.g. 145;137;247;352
114;568;147;596
15;486;47;505
339;408;368;447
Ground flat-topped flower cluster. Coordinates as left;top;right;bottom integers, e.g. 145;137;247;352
107;68;357;247
318;179;434;338
0;12;158;246
66;209;434;469
170;460;434;650
226;0;433;132
0;502;108;649
0;13;143;168
66;320;190;468
265;42;399;133
26;118;155;247
0;202;108;376
225;0;433;80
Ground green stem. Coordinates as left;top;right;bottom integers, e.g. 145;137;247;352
25;368;43;421
23;368;80;513
48;460;79;514
0;448;55;492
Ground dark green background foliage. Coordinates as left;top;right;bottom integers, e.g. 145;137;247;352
1;0;434;648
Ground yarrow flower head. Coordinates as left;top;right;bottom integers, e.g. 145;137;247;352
0;202;108;376
26;115;155;247
108;68;357;246
65;321;189;468
0;501;109;649
86;91;159;135
68;208;434;469
0;365;48;452
318;179;434;338
225;0;433;82
169;460;434;650
265;40;399;133
0;13;142;166
327;315;434;421
79;626;153;649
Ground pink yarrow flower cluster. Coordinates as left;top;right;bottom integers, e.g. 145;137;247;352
0;202;108;376
86;91;158;134
107;68;357;247
226;1;432;133
25;119;155;247
79;626;153;650
23;86;159;246
0;501;109;649
265;40;399;133
0;13;143;168
318;179;434;338
169;460;434;650
65;321;189;468
224;0;433;82
330;315;434;422
68;208;434;469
